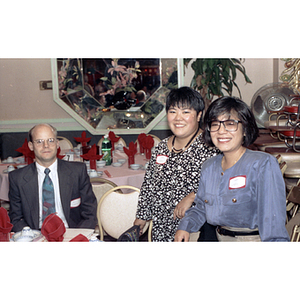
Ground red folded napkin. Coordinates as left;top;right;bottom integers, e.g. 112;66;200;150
80;144;103;170
15;138;35;164
123;142;137;167
56;147;66;160
137;133;147;154
41;213;66;242
108;131;121;152
69;234;89;242
74;131;91;147
0;207;13;242
141;135;154;159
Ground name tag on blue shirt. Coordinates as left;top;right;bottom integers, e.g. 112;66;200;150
229;175;246;189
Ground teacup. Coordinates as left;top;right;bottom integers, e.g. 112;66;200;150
89;170;98;178
130;164;140;170
96;161;106;168
117;159;126;165
6;156;14;163
7;165;15;172
16;226;35;242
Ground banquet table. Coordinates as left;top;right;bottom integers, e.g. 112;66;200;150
0;150;147;202
95;150;147;187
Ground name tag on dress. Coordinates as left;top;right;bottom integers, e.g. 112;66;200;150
156;155;168;165
229;176;246;189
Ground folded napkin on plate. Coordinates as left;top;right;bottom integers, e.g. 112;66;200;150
0;207;13;242
15;138;35;164
41;213;66;242
137;133;147;154
74;131;91;147
69;234;89;242
108;131;121;152
141;135;154;159
80;144;103;170
123;142;137;167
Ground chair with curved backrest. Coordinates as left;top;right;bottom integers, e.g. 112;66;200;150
97;185;152;241
97;136;126;151
90;177;120;236
57;136;73;150
90;177;120;205
135;134;161;152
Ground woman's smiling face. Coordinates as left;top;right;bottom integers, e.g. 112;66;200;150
167;105;201;139
210;110;244;154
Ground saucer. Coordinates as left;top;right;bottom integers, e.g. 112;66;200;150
12;230;41;242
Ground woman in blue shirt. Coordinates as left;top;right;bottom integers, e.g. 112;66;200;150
175;96;289;242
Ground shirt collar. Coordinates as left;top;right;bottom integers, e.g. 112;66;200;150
36;159;58;175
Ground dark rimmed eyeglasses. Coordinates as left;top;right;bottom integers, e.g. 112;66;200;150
208;120;242;132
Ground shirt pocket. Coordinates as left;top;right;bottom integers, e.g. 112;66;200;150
221;192;254;226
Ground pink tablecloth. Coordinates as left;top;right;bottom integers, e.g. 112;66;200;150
95;151;147;188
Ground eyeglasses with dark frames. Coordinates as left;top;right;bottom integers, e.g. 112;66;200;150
208;119;242;132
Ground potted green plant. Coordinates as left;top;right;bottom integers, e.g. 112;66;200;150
184;58;252;109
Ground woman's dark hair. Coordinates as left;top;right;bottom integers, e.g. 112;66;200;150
166;86;205;127
203;96;259;147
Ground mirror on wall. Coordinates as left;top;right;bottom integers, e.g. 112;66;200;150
51;58;179;134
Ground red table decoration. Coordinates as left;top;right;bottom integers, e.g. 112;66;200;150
69;234;89;242
137;133;147;154
41;213;66;242
123;142;137;168
0;207;13;242
56;147;66;160
74;131;91;147
142;135;154;160
80;144;103;170
15;138;35;164
108;131;121;152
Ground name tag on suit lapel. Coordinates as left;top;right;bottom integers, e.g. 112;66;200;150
70;198;81;208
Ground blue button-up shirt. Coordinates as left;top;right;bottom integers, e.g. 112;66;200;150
178;149;290;241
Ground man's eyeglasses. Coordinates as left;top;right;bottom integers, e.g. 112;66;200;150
208;120;242;132
33;138;56;146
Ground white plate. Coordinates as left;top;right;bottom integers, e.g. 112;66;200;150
12;230;42;242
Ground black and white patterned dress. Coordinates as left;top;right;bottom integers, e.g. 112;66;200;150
136;133;220;242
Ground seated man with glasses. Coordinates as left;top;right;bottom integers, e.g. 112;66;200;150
8;123;97;232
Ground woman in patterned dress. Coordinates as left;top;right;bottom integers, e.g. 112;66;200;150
134;87;220;242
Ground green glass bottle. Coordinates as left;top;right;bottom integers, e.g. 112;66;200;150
101;134;112;165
